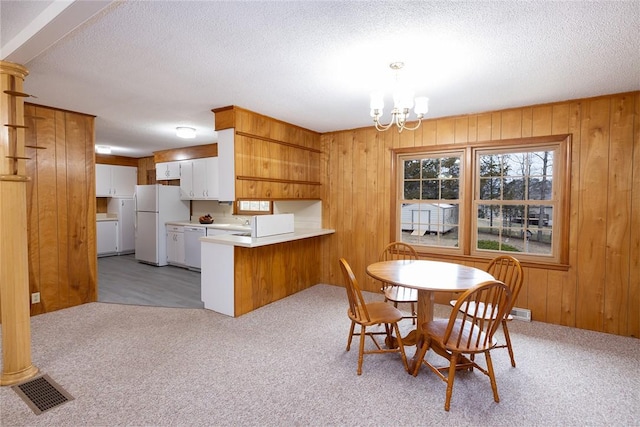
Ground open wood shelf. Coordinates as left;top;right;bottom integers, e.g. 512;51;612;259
3;90;31;97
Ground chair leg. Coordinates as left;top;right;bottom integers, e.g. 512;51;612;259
444;352;459;411
411;302;416;325
485;350;500;403
357;325;366;375
392;322;409;372
346;320;356;351
412;336;431;376
502;320;516;367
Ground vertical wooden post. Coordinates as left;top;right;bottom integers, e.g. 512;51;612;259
0;60;39;386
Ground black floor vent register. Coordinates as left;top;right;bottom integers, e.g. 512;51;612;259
12;374;74;415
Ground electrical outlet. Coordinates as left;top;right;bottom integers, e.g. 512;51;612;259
31;292;40;304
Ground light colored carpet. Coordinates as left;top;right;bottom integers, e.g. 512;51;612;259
1;284;639;426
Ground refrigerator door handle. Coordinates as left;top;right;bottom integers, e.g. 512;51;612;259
133;193;138;231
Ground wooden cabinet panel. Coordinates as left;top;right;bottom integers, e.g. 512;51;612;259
214;106;322;200
233;237;322;316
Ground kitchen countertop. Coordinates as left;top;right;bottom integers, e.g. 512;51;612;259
96;214;118;222
201;228;335;248
165;220;251;232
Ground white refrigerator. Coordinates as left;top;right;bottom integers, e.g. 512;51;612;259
107;197;136;254
134;185;189;266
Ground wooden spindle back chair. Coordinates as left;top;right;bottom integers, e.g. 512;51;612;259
414;280;512;411
339;258;409;375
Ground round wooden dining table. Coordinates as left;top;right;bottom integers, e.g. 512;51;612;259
366;259;495;371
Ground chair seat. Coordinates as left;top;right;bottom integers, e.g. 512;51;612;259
385;286;417;304
350;301;404;326
424;318;497;353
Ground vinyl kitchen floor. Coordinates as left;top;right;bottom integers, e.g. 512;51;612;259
98;254;204;308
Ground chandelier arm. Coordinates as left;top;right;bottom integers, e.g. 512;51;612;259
401;119;423;131
374;118;395;132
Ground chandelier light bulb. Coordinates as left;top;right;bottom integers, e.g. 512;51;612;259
370;92;384;110
414;97;429;116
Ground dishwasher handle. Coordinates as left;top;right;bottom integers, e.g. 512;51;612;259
185;227;206;234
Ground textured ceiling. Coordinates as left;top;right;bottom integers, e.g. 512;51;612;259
2;1;639;157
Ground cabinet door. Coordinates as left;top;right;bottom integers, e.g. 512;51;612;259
167;162;181;179
204;157;219;199
97;221;118;255
179;161;194;199
176;232;185;264
166;231;178;263
156;162;181;180
96;164;112;196
156;163;168;181
111;166;137;197
192;158;208;199
166;231;185;265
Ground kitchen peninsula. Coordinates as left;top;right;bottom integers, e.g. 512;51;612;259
201;105;333;316
201;226;334;317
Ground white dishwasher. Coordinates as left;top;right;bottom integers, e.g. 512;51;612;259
184;226;205;270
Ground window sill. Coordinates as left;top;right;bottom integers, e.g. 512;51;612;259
414;251;570;272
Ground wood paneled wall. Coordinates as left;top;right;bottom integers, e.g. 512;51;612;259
137;156;155;185
24;104;97;315
153;144;217;163
320;92;640;338
214;106;322;199
95;154;138;167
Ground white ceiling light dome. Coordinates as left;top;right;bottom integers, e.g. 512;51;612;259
176;127;196;139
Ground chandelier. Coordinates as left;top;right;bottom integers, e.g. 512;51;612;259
369;62;429;132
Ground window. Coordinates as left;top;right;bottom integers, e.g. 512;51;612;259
236;200;273;215
394;135;571;266
398;151;463;249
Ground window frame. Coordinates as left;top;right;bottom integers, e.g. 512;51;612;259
235;200;274;215
396;148;467;257
391;134;572;268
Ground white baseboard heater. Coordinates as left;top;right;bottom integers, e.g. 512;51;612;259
511;307;532;321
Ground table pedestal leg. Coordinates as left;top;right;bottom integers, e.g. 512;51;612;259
407;290;433;372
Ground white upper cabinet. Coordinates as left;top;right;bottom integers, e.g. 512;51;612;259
155;161;182;180
180;157;219;200
96;164;137;197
